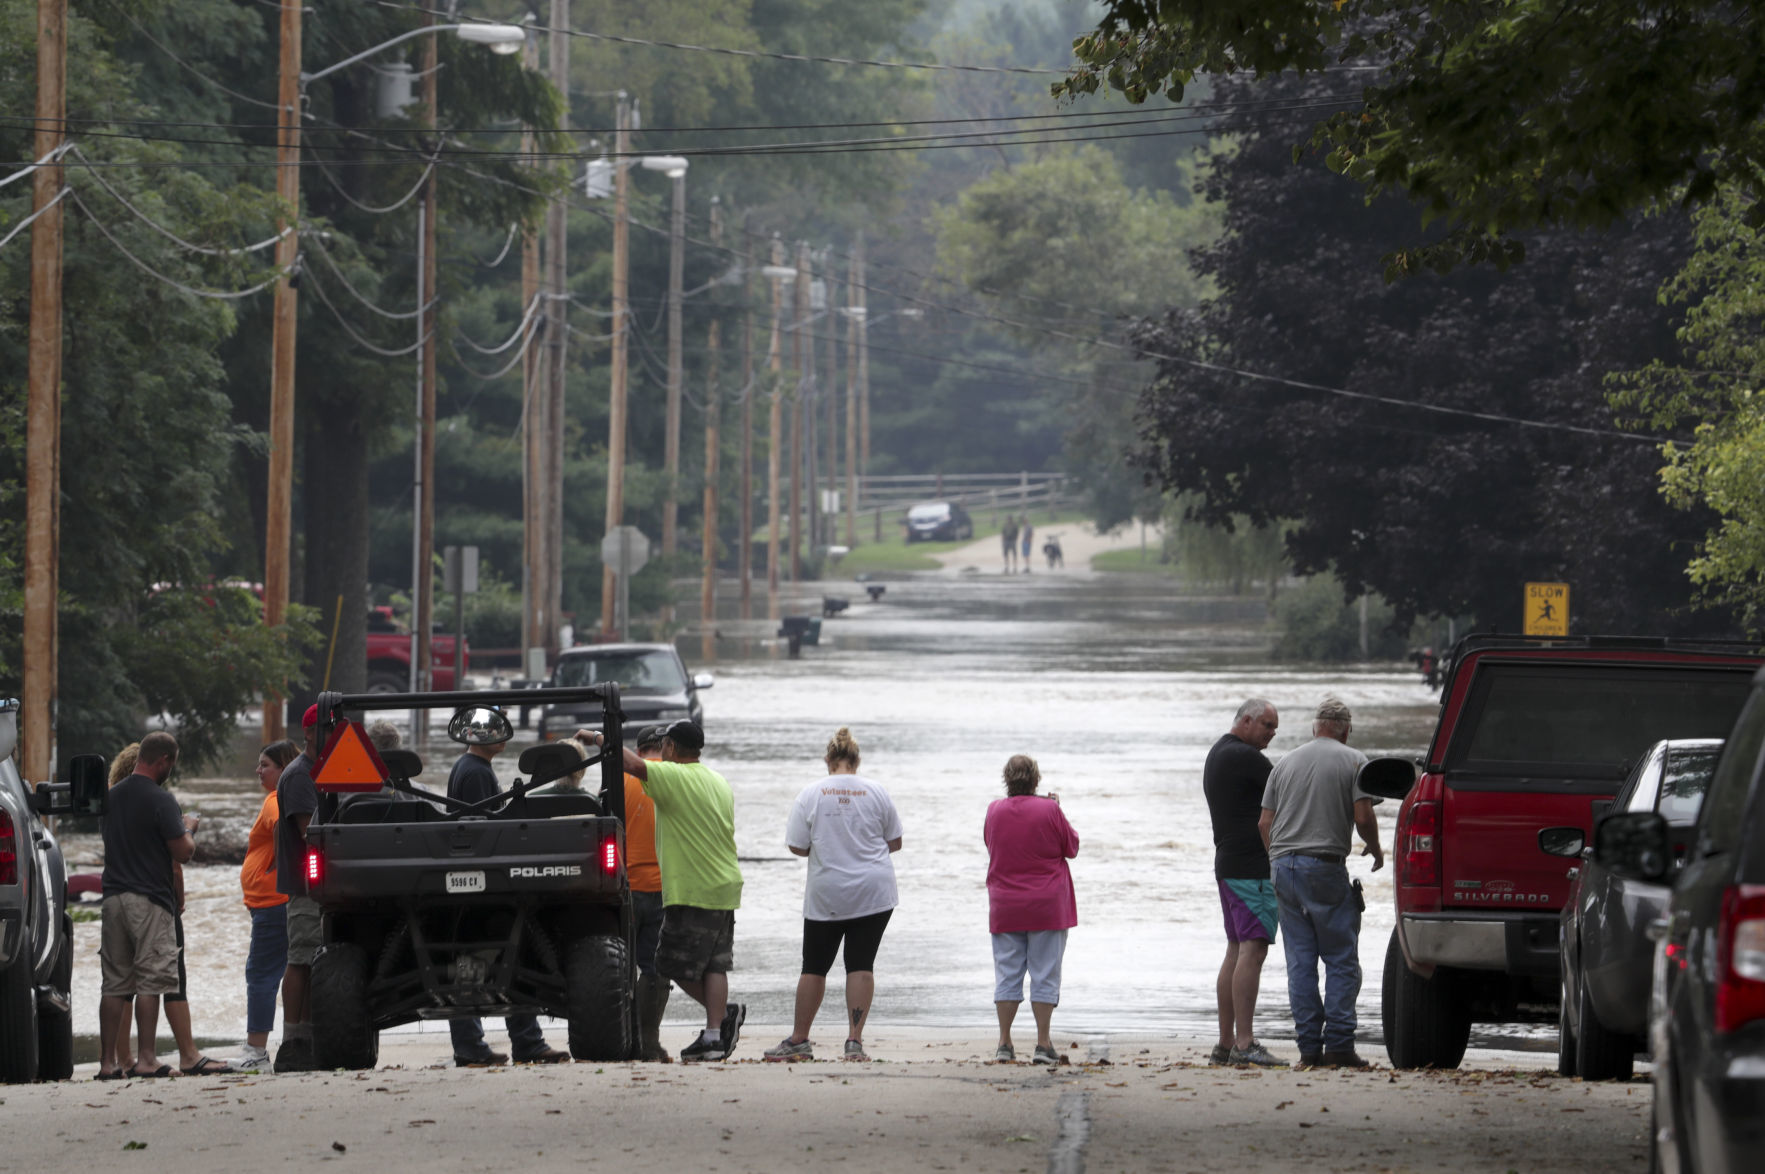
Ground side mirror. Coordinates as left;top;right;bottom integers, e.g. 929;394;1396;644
1594;811;1672;882
1357;757;1416;801
448;706;513;746
33;753;108;817
1537;826;1586;858
692;673;714;690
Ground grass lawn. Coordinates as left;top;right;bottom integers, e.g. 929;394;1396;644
1091;547;1181;575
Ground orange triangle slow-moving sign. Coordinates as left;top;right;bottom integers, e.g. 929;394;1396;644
314;721;391;793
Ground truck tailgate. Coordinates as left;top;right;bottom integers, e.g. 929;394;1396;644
310;816;623;902
1441;785;1605;911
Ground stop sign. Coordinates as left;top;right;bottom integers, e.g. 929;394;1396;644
600;526;651;576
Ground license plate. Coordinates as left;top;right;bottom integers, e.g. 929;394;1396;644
445;871;486;894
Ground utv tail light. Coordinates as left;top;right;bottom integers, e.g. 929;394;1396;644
600;836;620;875
305;849;324;887
0;809;16;886
1400;800;1441;887
1716;885;1765;1033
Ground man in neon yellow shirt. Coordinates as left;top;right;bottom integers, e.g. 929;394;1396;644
580;719;745;1062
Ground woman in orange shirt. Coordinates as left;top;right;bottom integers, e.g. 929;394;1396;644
238;740;298;1069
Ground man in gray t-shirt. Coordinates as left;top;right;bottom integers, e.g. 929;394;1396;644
1258;697;1383;1068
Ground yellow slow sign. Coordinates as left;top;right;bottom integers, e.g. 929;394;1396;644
1524;582;1570;636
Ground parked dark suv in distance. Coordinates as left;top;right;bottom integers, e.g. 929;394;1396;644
904;501;974;543
536;643;710;742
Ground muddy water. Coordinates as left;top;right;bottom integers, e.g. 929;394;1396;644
68;570;1465;1053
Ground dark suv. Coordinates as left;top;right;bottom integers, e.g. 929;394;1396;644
1599;669;1765;1174
1360;635;1761;1069
535;643;710;743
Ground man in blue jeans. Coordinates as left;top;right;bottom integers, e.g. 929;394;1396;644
1258;697;1383;1068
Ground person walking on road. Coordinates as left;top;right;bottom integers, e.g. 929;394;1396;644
1203;699;1286;1068
237;740;297;1070
1259;697;1383;1068
444;709;570;1066
765;728;903;1063
1020;520;1034;573
97;732;197;1079
581;720;747;1062
1002;515;1019;573
984;755;1078;1065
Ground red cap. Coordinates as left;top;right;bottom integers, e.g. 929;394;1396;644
302;704;320;729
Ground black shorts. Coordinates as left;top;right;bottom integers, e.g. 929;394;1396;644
655;905;735;984
801;909;893;977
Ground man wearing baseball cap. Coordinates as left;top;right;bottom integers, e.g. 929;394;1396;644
271;705;323;1072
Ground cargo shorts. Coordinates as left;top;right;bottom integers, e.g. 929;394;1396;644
100;893;180;998
286;895;323;966
655;905;735;984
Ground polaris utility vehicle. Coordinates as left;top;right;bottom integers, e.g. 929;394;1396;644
0;698;107;1083
302;685;635;1069
1356;634;1761;1070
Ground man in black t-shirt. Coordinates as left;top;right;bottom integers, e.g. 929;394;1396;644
272;706;322;1072
1201;698;1286;1068
444;712;569;1066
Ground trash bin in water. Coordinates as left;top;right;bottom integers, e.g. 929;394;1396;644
777;615;822;658
822;596;850;618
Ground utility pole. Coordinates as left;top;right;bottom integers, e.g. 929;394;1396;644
520;25;543;674
804;258;818;566
844;247;859;547
738;219;754;619
855;233;871;490
413;15;439;734
661;164;686;563
789;241;809;584
24;0;67;781
600;91;631;635
699;199;723;663
260;0;301;744
823;262;838;551
543;0;570;656
765;235;785;620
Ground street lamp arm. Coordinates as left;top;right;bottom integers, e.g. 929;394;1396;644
301;24;523;86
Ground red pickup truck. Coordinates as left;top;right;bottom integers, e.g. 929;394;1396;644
1369;635;1761;1068
366;609;466;693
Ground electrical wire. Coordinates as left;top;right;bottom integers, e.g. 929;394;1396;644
68;190;285;299
301;260;432;356
0;185;70;252
455;292;542;354
108;2;286;112
310;147;439;214
478;222;520;268
453;318;537;380
68;145;289;256
0;140;74;191
306;233;432;319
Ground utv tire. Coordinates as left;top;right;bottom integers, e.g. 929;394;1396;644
0;956;40;1084
565;933;635;1062
311;944;379;1070
365;671;406;695
1575;978;1636;1081
36;930;74;1081
1382;928;1471;1070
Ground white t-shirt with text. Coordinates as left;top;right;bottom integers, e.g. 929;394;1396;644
785;773;903;922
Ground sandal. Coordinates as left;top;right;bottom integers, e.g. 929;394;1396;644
94;1069;126;1081
181;1056;234;1076
129;1064;177;1078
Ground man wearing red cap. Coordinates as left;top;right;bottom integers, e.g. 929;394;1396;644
271;705;323;1072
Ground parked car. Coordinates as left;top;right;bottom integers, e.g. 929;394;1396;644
1597;672;1765;1174
535;643;711;742
1543;738;1723;1080
904;501;973;543
1358;634;1761;1070
366;607;467;692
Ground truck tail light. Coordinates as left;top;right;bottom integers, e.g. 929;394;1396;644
0;809;16;885
305;849;324;887
1400;800;1441;887
1716;885;1765;1033
599;836;620;875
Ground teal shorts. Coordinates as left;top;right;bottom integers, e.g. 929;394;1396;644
1219;878;1278;942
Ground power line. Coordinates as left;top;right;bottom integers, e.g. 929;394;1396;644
301;260;432;356
68;145;288;256
108;2;285;112
306;233;431;319
68;190;284;299
0;185;70;253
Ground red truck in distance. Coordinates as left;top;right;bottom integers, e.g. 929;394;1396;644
366;606;466;693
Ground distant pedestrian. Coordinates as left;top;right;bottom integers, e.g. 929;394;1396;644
582;719;747;1062
765;728;903;1063
272;706;323;1072
97;732;197;1079
984;755;1078;1065
1020;520;1034;573
1203;699;1286;1068
237;739;298;1070
445;708;569;1066
1259;697;1384;1068
1002;515;1019;573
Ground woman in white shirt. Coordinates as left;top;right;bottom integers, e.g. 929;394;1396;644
763;728;903;1062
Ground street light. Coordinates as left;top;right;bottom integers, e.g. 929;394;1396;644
300;23;525;84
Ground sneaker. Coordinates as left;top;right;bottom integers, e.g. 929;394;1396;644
1032;1044;1060;1066
680;1033;728;1063
273;1037;314;1074
993;1043;1016;1063
1227;1041;1289;1068
719;1002;746;1058
843;1039;868;1062
1208;1044;1232;1065
453;1049;508;1068
764;1037;813;1062
234;1046;270;1070
1321;1050;1370;1069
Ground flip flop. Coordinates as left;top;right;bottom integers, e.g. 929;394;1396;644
128;1064;177;1078
181;1056;234;1076
94;1069;126;1081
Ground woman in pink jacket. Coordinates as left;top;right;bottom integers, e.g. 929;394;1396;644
983;754;1079;1065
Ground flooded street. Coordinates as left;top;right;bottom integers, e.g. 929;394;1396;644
68;567;1450;1053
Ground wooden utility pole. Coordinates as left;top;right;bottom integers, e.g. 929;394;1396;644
844;248;859;546
661;170;686;562
765;236;785;621
23;0;67;782
789;241;809;584
699;199;723;663
259;0;301;744
855;234;871;488
600;92;631;635
543;0;569;655
738;220;754;619
519;26;543;671
804;255;818;565
413;16;440;715
823;264;838;551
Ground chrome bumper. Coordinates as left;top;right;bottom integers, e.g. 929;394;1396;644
1402;912;1559;974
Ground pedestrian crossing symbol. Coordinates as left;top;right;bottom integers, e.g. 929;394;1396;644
1524;582;1570;637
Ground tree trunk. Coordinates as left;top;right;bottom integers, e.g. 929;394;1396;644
298;405;369;715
